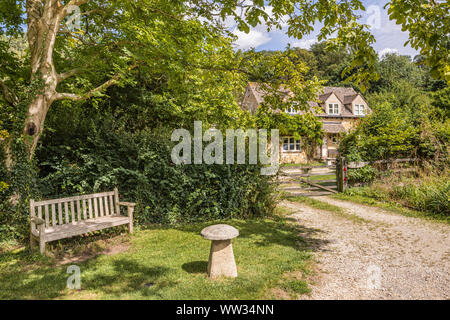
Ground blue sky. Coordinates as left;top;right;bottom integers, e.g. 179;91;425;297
230;0;418;58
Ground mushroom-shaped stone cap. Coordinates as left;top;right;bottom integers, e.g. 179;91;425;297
201;224;239;241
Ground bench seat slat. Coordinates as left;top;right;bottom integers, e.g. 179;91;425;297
32;215;130;242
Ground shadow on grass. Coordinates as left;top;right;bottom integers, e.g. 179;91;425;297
182;261;208;274
81;258;172;298
175;217;330;253
0;250;171;299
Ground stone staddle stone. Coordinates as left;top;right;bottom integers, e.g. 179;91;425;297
201;224;239;279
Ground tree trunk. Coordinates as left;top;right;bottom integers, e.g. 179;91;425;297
24;0;62;158
24;92;55;158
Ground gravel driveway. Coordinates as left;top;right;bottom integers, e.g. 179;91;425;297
281;196;450;300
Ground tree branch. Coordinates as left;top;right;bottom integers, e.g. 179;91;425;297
65;0;89;8
57;68;81;82
54;62;139;101
54;74;120;101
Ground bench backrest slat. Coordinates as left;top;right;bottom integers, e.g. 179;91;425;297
104;196;109;216
77;200;81;221
114;188;120;216
88;198;93;219
92;198;98;218
33;191;115;207
82;199;87;220
44;205;50;228
31;191;119;227
64;202;69;224
109;195;114;215
58;202;63;225
51;204;56;227
70;201;75;224
38;205;42;221
104;197;108;215
99;197;104;217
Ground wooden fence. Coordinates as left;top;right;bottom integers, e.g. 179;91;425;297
337;157;421;192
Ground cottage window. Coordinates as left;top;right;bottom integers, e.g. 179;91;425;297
285;106;297;115
354;104;365;115
282;137;301;152
328;103;339;115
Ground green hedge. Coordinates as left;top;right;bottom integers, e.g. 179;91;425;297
1;127;277;241
36;127;277;225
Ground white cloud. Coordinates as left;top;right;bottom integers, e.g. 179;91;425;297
233;28;272;50
292;39;317;49
379;48;398;58
228;4;287;50
263;5;289;28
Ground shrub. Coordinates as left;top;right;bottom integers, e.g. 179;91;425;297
347;165;378;185
344;171;449;216
389;178;449;215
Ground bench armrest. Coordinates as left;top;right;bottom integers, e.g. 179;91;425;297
31;217;45;225
118;202;136;207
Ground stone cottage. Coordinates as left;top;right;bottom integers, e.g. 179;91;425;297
241;82;371;163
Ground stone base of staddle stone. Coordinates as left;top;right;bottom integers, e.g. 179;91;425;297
207;239;237;279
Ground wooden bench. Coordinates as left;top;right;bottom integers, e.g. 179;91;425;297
30;188;135;254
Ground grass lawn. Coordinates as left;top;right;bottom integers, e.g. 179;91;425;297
308;174;336;181
0;210;314;300
281;161;325;167
286;196;369;224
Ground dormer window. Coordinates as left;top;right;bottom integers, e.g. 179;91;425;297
328;103;339;115
355;104;365;115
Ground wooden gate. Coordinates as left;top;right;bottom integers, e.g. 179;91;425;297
279;162;339;197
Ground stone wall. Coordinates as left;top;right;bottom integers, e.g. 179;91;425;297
280;149;308;164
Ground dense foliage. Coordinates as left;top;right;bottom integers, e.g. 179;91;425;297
1;1;449;241
0;111;276;242
339;54;449;163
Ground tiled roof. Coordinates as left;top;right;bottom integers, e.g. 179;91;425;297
319;86;358;103
246;82;365;117
343;94;358;104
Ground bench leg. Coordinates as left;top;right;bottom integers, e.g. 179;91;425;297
39;240;46;255
38;224;46;255
128;206;134;234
